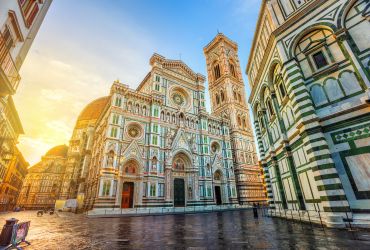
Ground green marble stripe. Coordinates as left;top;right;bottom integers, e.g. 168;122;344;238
308;159;334;170
300;110;316;118
321;195;347;201
309;154;331;163
288;82;305;92
323;206;351;212
304;137;327;146
317;183;343;191
289;76;304;85
285;64;298;72
295;96;311;104
314;173;339;181
307;145;329;154
296;103;313;113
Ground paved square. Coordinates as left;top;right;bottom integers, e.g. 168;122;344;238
1;210;370;249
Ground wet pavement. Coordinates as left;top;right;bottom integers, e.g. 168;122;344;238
1;209;370;249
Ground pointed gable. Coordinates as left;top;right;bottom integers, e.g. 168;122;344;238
171;128;192;153
121;140;143;160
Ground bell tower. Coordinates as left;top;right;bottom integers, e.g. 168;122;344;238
204;33;262;204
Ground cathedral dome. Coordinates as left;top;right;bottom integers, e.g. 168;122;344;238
77;96;110;122
45;145;68;158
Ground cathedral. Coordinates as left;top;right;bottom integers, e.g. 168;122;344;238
63;34;265;210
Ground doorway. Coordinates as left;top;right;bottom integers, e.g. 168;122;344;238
174;179;185;207
121;182;134;208
215;186;222;205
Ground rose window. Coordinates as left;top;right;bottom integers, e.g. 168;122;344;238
126;123;143;139
172;93;185;106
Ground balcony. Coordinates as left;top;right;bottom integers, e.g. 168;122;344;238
0;33;21;96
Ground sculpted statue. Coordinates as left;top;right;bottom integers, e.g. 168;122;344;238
107;151;114;168
189;134;197;153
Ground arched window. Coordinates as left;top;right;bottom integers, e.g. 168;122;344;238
160;111;165;121
152;156;158;170
273;64;286;100
216;94;220;105
143;106;147;116
220;90;225;102
237;116;242;126
233;90;237;100
339;71;362;95
213;63;221;80
266;99;275;117
229;62;236;77
238;92;242;102
242;118;247;128
324;79;344;102
166;112;170;122
310;85;328;107
135;104;140;114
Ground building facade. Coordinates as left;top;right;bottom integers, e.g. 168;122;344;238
204;34;265;204
0;0;52;187
82;35;265;211
60;97;110;201
0;146;28;211
246;0;370;225
17;145;68;210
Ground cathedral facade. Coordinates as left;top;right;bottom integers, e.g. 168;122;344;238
246;0;370;226
82;35;265;210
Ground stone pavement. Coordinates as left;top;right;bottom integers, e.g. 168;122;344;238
1;210;370;249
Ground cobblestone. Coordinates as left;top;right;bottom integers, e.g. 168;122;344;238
1;210;370;249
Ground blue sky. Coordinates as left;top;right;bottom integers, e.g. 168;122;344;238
15;0;261;164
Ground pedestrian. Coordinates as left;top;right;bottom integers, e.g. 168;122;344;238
253;203;258;218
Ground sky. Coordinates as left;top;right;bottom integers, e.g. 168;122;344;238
14;0;261;165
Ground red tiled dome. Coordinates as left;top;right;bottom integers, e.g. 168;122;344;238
45;145;68;157
77;96;110;122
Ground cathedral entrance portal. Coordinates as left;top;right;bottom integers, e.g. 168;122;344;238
215;186;222;205
121;182;134;208
174;179;185;207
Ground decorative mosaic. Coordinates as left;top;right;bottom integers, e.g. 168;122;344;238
332;123;370;144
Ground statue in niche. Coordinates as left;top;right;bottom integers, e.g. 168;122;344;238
188;186;193;200
165;129;175;147
107;150;114;168
189;134;197;153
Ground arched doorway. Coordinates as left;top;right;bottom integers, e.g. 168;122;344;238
172;152;191;207
214;170;223;205
121;160;138;208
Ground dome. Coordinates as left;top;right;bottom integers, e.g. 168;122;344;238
77;96;110;122
45;145;68;158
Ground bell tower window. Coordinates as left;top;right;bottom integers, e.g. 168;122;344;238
214;64;221;80
229;63;236;77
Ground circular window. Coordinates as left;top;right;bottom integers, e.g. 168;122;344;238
211;142;220;153
126;123;143;139
170;87;190;109
172;93;185;106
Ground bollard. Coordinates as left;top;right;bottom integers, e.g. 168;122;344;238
0;218;19;246
291;210;293;220
318;211;324;230
307;211;313;229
